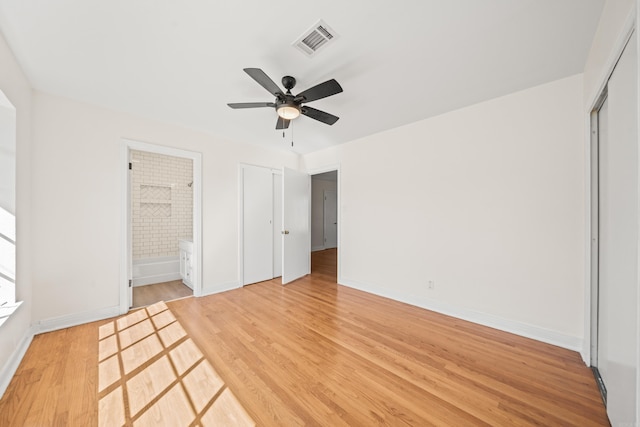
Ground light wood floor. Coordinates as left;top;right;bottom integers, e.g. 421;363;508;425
133;279;192;308
97;301;254;426
0;248;609;426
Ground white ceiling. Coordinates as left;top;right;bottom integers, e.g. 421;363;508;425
0;0;604;154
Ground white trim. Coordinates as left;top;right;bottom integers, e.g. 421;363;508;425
119;141;129;313
307;164;341;282
637;6;640;424
312;246;326;252
120;138;203;315
340;277;583;352
35;305;121;334
0;325;35;399
237;164;244;287
585;8;637;110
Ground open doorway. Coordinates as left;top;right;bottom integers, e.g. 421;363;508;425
120;139;202;313
311;170;338;280
129;149;194;308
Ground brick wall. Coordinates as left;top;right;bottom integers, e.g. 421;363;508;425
131;150;193;260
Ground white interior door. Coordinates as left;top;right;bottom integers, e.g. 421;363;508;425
243;165;273;285
597;33;638;426
282;167;310;284
273;173;282;278
323;190;337;249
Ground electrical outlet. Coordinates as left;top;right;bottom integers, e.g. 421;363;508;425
428;280;435;290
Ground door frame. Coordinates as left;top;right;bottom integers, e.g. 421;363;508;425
119;139;203;313
589;90;607;401
309;165;341;283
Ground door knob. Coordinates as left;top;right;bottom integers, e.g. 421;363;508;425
282;230;290;235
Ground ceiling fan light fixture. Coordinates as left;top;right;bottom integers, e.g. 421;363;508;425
228;68;341;129
277;103;300;120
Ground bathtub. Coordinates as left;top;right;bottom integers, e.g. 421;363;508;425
132;255;181;287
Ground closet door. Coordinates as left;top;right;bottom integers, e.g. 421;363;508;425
597;33;638;426
242;165;273;285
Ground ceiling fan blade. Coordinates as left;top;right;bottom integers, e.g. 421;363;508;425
296;79;343;103
227;102;275;109
244;68;284;97
276;116;290;129
301;106;339;125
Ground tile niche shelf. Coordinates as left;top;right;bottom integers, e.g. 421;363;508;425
140;184;172;217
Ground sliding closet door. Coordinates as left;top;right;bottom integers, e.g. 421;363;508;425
597;33;638;426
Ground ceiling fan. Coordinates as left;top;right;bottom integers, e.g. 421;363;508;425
227;68;343;130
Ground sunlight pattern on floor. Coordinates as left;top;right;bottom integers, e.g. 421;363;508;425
98;301;255;426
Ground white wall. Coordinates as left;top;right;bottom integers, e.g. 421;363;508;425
303;74;586;349
311;178;337;251
0;31;34;396
30;91;299;324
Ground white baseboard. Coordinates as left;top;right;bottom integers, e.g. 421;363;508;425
0;325;36;399
200;281;240;297
340;277;583;352
36;305;121;334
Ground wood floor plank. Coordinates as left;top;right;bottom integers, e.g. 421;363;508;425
133;280;192;308
0;248;609;426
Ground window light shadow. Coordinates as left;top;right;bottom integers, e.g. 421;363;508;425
98;301;255;426
0;205;17;328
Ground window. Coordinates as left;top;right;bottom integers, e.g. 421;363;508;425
0;89;18;326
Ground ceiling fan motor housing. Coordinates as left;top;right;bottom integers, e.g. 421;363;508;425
282;75;296;91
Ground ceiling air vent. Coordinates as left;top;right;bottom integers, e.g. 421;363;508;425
292;20;339;57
